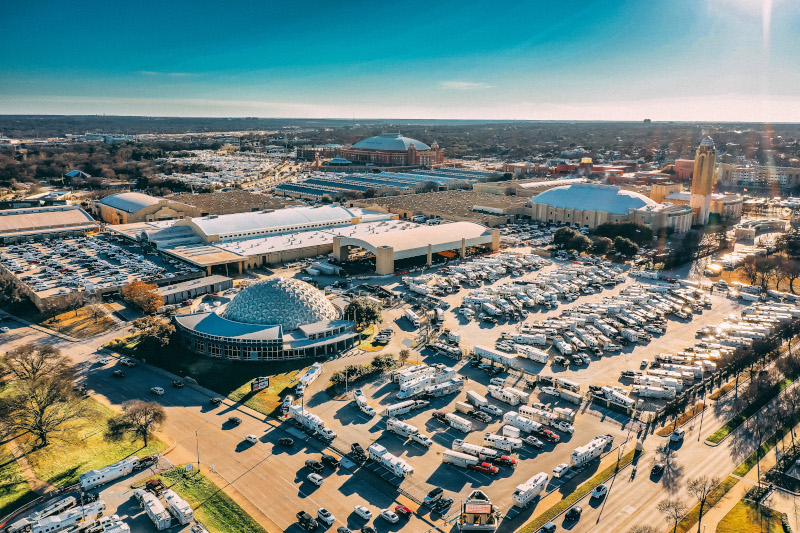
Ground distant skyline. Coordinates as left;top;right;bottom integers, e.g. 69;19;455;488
2;0;799;122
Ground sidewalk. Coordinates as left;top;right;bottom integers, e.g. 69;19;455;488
7;440;59;497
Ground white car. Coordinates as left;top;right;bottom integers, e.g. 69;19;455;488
307;473;324;486
489;377;506;387
98;357;110;365
552;463;570;478
556;421;575;434
360;404;377;417
480;404;503;416
317;508;335;526
591;484;608;499
353;505;372;520
245;434;258;444
0;327;9;333
150;387;164;395
380;509;399;523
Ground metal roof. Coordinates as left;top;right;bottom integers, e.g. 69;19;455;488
530;183;658;215
0;205;96;235
99;192;161;213
352;133;430;151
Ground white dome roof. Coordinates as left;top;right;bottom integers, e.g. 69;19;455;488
222;277;338;330
352;133;431;151
531;183;658;215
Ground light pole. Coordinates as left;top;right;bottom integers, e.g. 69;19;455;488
196;420;209;472
697;380;707;441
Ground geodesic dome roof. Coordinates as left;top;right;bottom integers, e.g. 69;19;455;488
222;277;338;330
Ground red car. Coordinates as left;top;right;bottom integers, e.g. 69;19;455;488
470;462;499;475
394;505;412;518
541;430;560;442
491;455;518;467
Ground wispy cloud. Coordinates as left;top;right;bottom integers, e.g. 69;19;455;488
137;71;197;77
440;81;492;91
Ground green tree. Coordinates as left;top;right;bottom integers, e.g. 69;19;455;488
344;298;382;329
613;236;639;257
590;236;613;255
0;273;25;308
596;221;653;244
131;316;175;351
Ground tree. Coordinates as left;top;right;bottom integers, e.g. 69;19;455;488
344;298;382;329
0;272;25;308
590;236;613;255
121;281;163;314
628;527;658;533
130;316;175;350
613;236;639;257
738;256;760;286
0;343;72;383
399;348;411;363
0;377;87;446
781;259;800;293
686;475;720;533
657;497;688;533
119;400;166;447
88;304;107;323
553;227;579;248
596;221;653;244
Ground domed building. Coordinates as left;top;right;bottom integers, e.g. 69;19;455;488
173;277;357;361
297;133;444;167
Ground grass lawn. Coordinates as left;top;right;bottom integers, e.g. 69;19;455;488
40;305;117;338
518;449;639;533
21;398;167;487
154;467;267;533
708;375;796;444
106;335;310;416
673;476;739;533
732;413;800;477
717;500;785;533
357;325;386;351
0;445;38;518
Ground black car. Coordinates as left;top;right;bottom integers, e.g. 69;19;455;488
565;506;582;521
171;380;184;388
351;443;365;456
432;496;454;511
279;437;294;447
321;454;340;468
209;397;223;406
432;411;447;422
227;416;242;426
470;359;482;367
305;459;324;473
361;527;376;533
337;528;352;533
651;463;665;476
112;370;125;378
1;316;12;322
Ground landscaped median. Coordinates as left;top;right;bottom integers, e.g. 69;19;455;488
151;467;267;533
517;449;640;533
672;476;740;533
716;499;786;533
707;373;798;444
732;412;800;477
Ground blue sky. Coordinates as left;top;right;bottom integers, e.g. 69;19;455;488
1;0;799;120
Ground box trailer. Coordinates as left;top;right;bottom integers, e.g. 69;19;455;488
474;345;519;368
141;492;172;531
515;345;549;364
569;436;610;468
634;385;676;399
445;413;473;433
387;417;419;437
512;473;549;507
296;362;324;396
553;337;573;355
504;387;530;404
382;400;417;417
503;425;522;438
163;489;194;525
453;439;499;461
483;432;523;451
79;456;140;490
488;385;521;406
508;333;547;346
599;386;636;408
466;390;489;408
557;388;583;405
442;449;480;468
28;501;107;533
518;406;558;425
553;407;576;422
425;377;464;397
368;443;413;477
503;411;543;433
405;309;421;327
455;401;476;415
555;378;580;392
392;364;430;384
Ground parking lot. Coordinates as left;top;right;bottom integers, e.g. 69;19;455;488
0;235;202;301
295;248;748;528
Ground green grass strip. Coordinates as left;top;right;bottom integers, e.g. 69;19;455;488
517;449;639;533
707;376;794;444
673;476;739;533
158;467;268;533
732;413;800;477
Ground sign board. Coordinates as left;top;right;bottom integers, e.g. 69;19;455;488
251;376;270;391
464;503;492;514
185;464;193;472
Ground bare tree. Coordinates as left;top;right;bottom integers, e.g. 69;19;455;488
88;304;107;323
628;527;658;533
0;343;73;383
686;475;720;533
746;407;780;486
657;497;688;533
120;400;166;447
399;348;411;363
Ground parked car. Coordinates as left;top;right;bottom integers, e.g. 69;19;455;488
245;434;258;444
651;463;665;476
150;387;164;396
552;463;570;478
305;460;324;473
539;522;557;533
321;454;340;468
432;496;454;511
307;473;323;486
279;437;294;447
171;380;184;388
379;509;399;523
227;416;242;426
317;508;335;526
112;370;125;378
353;505;372;520
120;358;137;367
98;357;110;365
209;397;223;406
424;487;443;504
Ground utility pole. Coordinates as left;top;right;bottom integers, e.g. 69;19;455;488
196;420;209;472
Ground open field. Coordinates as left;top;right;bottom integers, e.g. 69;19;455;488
0;445;37;518
717;499;785;533
673;476;740;533
41;305;117;338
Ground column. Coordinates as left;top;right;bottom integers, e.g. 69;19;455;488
426;244;433;266
460;238;466;259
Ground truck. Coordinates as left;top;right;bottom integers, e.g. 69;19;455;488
515;345;549;364
387;417;419;437
557;388;583;405
27;501;107;533
453;439;499;461
488;385;521;406
634;385;677;399
141;491;172;531
483;432;523;451
296;511;319;531
410;432;434;447
455;401;476;415
553;337;573;356
466;390;489;409
621;328;639;342
518;406;558;426
503;411;543;433
288;404;336;438
482;302;502;316
368;443;414;477
392;363;430;383
405;309;421;328
473;345;519;368
445;413;473;433
555;378;580;392
512;473;549;507
504;387;530;404
79;456;140;490
296;362;323;396
425;377;464;397
442;449;480;468
508;333;547;346
569;436;610;468
383;400;417;417
163;489;194;525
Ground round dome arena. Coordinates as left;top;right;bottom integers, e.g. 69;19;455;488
352;133;431;151
223;277;338;330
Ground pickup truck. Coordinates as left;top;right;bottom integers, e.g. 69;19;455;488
555;421;574;434
524;435;544;448
470;462;499;475
539;429;560;442
491;455;518;467
467;411;492;423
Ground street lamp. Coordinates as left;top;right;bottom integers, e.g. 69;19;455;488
196;420;209;472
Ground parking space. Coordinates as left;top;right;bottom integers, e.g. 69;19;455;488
0;234;202;301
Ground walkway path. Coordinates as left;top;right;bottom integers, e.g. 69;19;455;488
7;440;58;497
